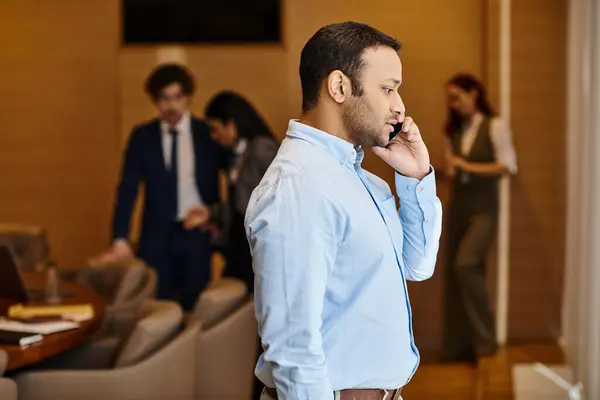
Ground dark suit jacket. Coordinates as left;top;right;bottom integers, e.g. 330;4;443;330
212;135;279;250
112;116;231;262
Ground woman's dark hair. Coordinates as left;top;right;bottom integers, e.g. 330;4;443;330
145;63;195;100
205;91;275;140
444;73;496;136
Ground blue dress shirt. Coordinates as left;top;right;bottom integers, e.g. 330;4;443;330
245;120;443;400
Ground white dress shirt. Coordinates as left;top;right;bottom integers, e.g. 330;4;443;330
459;113;518;174
229;138;248;183
160;112;203;221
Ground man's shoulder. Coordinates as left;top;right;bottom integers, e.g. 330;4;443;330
190;115;209;132
131;118;160;133
245;159;341;229
259;141;334;186
276;137;342;172
248;149;323;203
127;119;160;145
248;140;349;214
252;155;307;197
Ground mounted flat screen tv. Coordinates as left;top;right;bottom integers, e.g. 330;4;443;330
122;0;282;45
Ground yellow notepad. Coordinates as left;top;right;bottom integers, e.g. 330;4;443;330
8;304;94;322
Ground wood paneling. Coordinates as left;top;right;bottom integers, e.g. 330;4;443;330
508;0;567;341
0;1;120;269
476;0;567;347
482;0;501;322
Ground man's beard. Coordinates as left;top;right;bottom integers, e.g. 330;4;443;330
342;96;387;148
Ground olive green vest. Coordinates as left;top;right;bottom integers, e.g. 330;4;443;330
450;117;499;208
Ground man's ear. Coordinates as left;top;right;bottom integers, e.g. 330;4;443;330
326;70;350;104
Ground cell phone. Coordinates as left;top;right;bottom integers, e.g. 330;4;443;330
387;122;403;147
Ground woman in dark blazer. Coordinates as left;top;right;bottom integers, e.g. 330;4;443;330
442;74;517;363
204;91;279;294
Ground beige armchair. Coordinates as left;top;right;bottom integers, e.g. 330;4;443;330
195;298;258;400
15;302;197;400
190;277;248;328
76;260;157;337
0;351;17;400
33;299;183;371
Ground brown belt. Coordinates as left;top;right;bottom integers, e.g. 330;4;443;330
265;386;402;400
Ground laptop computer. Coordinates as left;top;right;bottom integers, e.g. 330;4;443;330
0;244;31;302
0;244;72;302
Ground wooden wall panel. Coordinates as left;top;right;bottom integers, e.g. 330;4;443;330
483;0;567;345
0;1;120;269
508;0;567;341
482;0;502;340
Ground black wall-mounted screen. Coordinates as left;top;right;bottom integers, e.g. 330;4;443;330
123;0;282;45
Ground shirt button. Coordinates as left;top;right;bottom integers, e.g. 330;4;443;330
407;185;413;191
417;187;424;193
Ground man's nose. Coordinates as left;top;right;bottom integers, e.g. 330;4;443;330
392;94;405;119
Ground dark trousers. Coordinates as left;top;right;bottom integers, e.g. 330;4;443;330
443;193;499;362
150;222;212;312
223;212;255;294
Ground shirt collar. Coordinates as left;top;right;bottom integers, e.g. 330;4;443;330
286;120;363;167
234;138;248;155
161;112;191;134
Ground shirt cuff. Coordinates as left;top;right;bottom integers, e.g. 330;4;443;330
395;166;437;202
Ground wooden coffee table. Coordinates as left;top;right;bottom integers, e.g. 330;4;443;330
0;271;104;371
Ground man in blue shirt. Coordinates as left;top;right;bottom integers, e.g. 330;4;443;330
245;22;443;400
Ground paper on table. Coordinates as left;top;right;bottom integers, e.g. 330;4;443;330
0;318;80;335
8;304;94;322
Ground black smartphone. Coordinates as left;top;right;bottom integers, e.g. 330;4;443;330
387;122;403;147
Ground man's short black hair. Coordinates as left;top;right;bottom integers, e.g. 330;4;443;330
299;21;401;112
144;63;195;100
